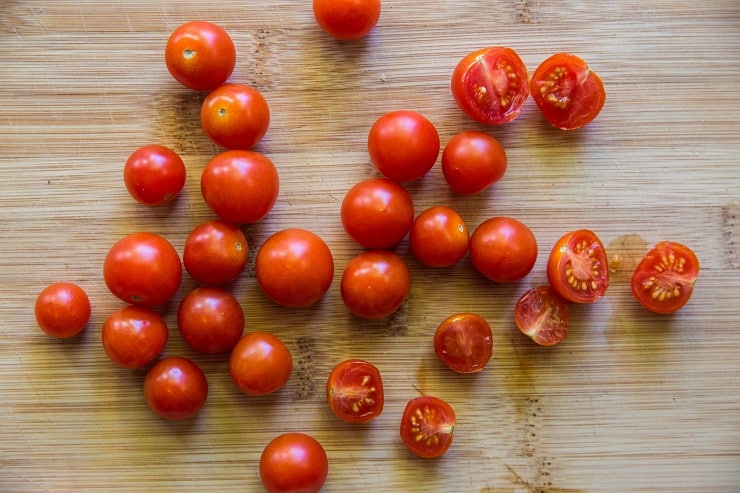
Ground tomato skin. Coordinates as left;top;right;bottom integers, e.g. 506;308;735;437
313;0;381;41
451;47;529;125
123;144;186;206
144;356;208;421
229;331;293;396
102;305;168;369
434;313;493;373
514;286;570;346
340;250;411;320
400;395;456;459
34;282;91;339
200;83;270;150
183;219;248;286
631;241;699;314
259;432;329;493
164;21;236;91
326;359;384;423
200;150;279;224
547;229;609;304
177;287;244;354
530;53;606;130
409;206;469;268
367;110;440;182
469;217;538;283
441;130;507;195
103;232;182;307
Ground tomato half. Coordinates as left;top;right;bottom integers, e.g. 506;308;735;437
101;305;168;369
340;250;411;320
469;217;538;283
200;83;270;150
34;282;91;339
434;313;493;373
441;130;507;195
259;432;329;493
409;206;469;268
123;144;186;206
313;0;381;41
451;46;529;125
229;331;293;396
183;219;248;286
164;21;236;91
326;359;384;423
631;241;699;314
547;229;609;304
144;356;208;421
177;287;245;354
514;286;570;346
400;395;456;459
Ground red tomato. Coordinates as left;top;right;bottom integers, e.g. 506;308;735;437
200;83;270;150
400;395;456;459
103;232;182;307
200;150;279;224
34;282;91;339
177;287;244;354
101;305;168;369
183;219;248;286
441;130;507;195
229;331;293;396
367;110;440;182
469;217;538;283
547;229;609;303
451;46;529;125
313;0;381;41
123;144;186;206
409;206;469;268
530;53;606;130
326;359;384;423
434;313;492;373
164;21;236;91
259;432;329;493
255;228;334;308
144;356;208;421
631;241;699;314
341;178;414;249
340;250;411;320
514;286;570;346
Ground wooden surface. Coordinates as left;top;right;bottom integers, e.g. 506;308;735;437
1;1;739;491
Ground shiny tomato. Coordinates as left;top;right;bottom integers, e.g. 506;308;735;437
313;0;381;41
434;313;492;373
103;232;182;307
144;356;208;421
631;241;699;314
101;305;168;369
34;282;91;339
229;331;293;396
183;219;248;286
164;21;236;91
259;432;329;493
255;228;334;308
367;110;440;182
123;144;186;206
340;250;411;320
200;150;279;224
409;206;469;268
200;83;270;150
547;229;609;303
341;178;414;249
326;359;384;423
400;395;456;459
451;46;529;125
514;286;570;346
441;130;507;195
530;53;606;130
469;217;538;283
177;287;244;354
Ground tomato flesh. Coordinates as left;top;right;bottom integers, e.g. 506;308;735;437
514;286;570;346
434;313;493;373
400;395;456;459
326;359;384;423
631;241;699;314
547;229;609;303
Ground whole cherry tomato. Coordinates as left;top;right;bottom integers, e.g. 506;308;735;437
514;286;570;346
469;217;538;283
200;83;270;150
123;144;186;206
101;305;168;369
229;331;293;396
434;313;493;373
631;241;699;314
183;219;248;286
547;229;609;303
34;282;91;339
400;395;456;459
259;432;329;493
164;21;236;91
144;356;208;420
340;250;411;320
326;359;384;423
441;130;507;195
313;0;381;41
409;206;469;268
177;287;244;354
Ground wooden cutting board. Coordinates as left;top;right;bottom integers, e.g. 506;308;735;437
2;1;739;491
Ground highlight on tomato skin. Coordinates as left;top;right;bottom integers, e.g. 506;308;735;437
514;285;570;346
630;241;699;314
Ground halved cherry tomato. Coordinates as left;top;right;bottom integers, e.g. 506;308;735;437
547;229;609;303
514;286;570;346
631;241;699;314
326;359;384;423
313;0;381;41
102;305;168;369
441;130;507;195
229;331;293;396
400;395;456;459
434;313;492;373
123;144;186;206
259;432;329;493
409;206;469;268
34;282;91;339
144;356;208;421
177;287;244;354
183;219;248;286
469;217;538;283
200;83;270;150
340;250;411;320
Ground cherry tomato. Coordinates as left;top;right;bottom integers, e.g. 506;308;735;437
514;286;570;346
177;287;244;354
164;21;236;91
400;395;456;459
255;228;334;308
434;313;492;373
259;432;329;493
201;150;279;224
341;178;414;249
451;46;529;125
631;241;699;314
183;219;248;286
313;0;381;41
229;331;293;396
409;206;469;268
547;229;609;304
326;359;384;423
34;282;91;339
103;232;182;307
101;305;168;369
144;356;208;421
200;83;270;150
123;144;186;206
441;130;507;195
469;217;538;283
530;53;606;130
367;110;440;182
340;250;411;320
